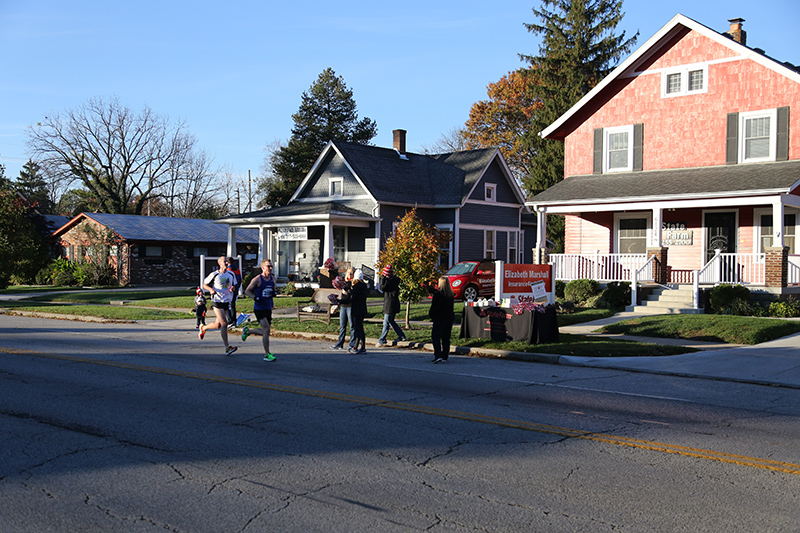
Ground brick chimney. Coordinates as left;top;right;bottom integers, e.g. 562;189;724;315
726;18;746;46
393;129;407;154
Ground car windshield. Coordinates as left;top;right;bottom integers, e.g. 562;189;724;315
446;262;478;276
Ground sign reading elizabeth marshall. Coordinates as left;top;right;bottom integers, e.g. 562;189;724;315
662;222;693;246
277;227;308;241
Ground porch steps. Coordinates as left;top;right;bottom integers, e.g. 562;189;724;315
626;284;703;315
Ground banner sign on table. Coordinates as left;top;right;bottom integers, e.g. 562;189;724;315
277;226;308;241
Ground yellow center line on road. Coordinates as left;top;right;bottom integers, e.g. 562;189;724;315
5;347;800;476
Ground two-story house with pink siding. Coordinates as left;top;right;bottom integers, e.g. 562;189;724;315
528;14;800;311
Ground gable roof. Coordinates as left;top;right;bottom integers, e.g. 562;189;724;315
54;213;259;243
530;160;800;207
541;13;800;141
293;141;524;207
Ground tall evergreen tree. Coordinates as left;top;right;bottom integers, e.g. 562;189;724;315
261;68;377;207
15;160;54;214
521;0;637;196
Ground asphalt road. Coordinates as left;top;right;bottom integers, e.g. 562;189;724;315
1;314;799;532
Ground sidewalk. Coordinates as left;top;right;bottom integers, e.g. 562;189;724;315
551;311;800;389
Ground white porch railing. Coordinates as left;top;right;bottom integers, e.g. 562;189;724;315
550;252;647;282
630;255;656;307
697;250;765;285
789;255;800;285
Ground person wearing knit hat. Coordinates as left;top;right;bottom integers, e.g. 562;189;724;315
377;264;407;347
341;268;368;353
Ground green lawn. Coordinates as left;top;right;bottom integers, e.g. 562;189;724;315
599;314;800;345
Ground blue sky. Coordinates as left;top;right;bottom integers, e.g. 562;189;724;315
1;0;798;184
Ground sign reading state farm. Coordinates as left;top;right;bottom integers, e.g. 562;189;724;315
501;264;552;304
662;222;693;246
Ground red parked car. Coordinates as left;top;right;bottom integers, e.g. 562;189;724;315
444;260;496;301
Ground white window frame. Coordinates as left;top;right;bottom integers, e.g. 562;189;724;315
328;177;343;197
485;183;497;202
739;109;778;163
753;208;797;255
603;125;634;173
613;212;651;254
507;230;519;264
436;224;454;269
484;229;496;259
661;64;709;98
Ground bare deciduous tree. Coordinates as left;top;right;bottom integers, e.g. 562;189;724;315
27;96;197;215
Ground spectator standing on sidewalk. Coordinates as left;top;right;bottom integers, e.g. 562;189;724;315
241;258;277;362
331;268;355;350
429;276;455;363
345;269;368;354
376;264;406;347
199;256;238;356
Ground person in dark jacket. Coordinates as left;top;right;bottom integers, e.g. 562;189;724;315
377;264;407;347
429;276;455;363
331;268;355;350
342;269;368;354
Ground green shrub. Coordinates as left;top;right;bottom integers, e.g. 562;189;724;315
564;279;601;306
709;284;751;314
596;281;631;308
555;280;566;299
35;267;52;285
49;258;80;286
281;281;296;295
769;297;800;318
292;286;315;298
723;299;767;317
79;261;118;286
556;300;576;313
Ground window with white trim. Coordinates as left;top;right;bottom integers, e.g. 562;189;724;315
485;230;495;259
485;183;496;202
604;125;634;173
757;212;796;254
661;64;708;97
740;109;777;163
329;177;343;197
508;231;518;263
615;213;650;254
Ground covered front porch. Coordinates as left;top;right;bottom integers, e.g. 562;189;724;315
215;202;380;283
528;174;800;310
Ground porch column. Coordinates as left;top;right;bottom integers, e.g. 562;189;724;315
323;222;334;262
534;207;548;264
772;201;785;248
650;208;663;247
258;226;269;263
765;246;789;288
226;226;237;258
647;247;668;284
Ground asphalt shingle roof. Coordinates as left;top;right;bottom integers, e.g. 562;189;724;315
530;160;800;205
74;213;259;243
334;142;498;205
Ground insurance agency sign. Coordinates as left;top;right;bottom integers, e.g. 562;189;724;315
494;262;553;305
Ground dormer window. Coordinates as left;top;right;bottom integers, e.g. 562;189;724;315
662;64;708;97
485;184;496;202
329;177;343;197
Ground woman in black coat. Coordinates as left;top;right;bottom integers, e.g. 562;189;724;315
429;276;455;363
346;269;369;354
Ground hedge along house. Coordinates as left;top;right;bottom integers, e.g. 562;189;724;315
216;130;537;283
528;14;800;311
52;213;260;286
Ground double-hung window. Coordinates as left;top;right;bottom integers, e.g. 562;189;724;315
758;212;797;254
485;230;495;259
604;125;634;173
740;109;777;163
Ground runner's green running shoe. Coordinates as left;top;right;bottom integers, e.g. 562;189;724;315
263;353;276;362
225;345;238;356
241;326;250;341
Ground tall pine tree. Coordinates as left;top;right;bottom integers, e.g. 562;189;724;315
261;68;377;207
15;160;54;214
521;0;638;196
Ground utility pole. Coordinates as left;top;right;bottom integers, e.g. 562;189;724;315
247;170;252;212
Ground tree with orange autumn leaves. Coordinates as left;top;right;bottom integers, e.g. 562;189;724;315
462;68;542;186
377;209;451;328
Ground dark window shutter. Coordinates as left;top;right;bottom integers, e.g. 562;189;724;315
777;106;790;161
633;123;644;171
593;128;603;174
726;112;739;165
